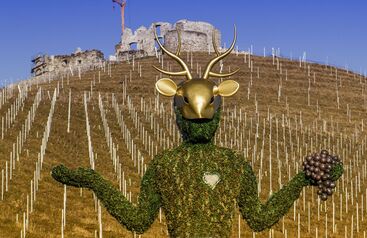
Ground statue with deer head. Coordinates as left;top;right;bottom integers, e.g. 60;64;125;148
52;24;343;237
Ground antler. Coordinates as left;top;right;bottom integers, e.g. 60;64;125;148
203;26;239;79
153;24;192;80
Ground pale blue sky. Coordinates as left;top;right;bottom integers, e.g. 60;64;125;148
0;0;366;86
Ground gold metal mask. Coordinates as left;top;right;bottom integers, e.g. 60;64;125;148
153;24;239;119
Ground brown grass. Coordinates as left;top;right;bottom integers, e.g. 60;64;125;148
0;52;366;237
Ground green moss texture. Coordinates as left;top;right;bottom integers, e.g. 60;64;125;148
52;107;343;237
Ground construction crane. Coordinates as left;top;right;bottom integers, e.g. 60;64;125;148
112;0;127;34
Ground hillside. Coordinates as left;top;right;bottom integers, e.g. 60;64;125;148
0;51;366;237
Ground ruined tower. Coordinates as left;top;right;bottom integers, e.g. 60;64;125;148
115;19;221;60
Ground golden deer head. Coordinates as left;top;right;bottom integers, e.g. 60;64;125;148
153;24;239;119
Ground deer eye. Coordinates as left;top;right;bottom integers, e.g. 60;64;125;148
183;96;189;104
210;96;215;104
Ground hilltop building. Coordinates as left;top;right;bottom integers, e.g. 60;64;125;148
31;48;104;77
30;20;223;76
115;19;221;60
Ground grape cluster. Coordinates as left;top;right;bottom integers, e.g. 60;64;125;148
303;150;342;201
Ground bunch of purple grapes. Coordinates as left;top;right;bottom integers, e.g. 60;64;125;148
303;150;342;201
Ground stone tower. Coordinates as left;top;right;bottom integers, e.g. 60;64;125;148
115;19;221;60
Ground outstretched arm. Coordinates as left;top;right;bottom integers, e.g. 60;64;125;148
237;160;343;232
51;163;161;234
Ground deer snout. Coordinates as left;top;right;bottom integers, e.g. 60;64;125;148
189;94;215;119
192;98;205;118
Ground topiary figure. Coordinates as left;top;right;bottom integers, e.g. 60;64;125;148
52;25;343;237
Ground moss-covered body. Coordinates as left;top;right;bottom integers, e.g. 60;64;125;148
52;109;343;237
155;143;242;237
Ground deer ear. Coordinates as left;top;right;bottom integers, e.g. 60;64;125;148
155;78;178;97
217;80;239;97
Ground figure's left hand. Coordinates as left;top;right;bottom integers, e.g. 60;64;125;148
303;150;343;201
330;162;343;181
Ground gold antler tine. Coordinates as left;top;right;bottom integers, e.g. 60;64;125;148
203;25;237;79
212;30;220;56
152;65;188;76
208;68;240;78
176;29;181;56
153;24;192;80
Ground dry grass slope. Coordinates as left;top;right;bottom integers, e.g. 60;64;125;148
0;51;366;237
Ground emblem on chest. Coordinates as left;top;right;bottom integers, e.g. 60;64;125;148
203;172;221;189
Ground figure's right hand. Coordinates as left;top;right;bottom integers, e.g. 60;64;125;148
51;164;97;188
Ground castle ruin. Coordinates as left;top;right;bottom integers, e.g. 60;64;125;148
31;48;104;77
30;20;223;76
115;19;221;60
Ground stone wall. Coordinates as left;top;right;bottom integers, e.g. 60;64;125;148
115;19;221;60
31;48;104;77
